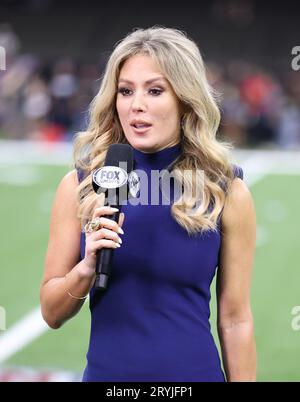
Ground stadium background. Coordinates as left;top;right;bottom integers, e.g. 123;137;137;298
0;0;300;381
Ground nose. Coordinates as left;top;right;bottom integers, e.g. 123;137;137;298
131;92;147;113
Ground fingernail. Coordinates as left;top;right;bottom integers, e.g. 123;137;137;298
111;207;119;211
118;237;122;244
115;243;121;248
118;227;124;235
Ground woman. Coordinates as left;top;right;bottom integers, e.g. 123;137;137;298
40;27;256;382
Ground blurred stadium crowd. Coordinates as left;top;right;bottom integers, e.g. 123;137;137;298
0;22;300;149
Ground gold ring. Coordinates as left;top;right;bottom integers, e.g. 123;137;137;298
84;217;102;233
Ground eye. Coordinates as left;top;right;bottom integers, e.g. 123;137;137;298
149;88;163;96
117;87;132;96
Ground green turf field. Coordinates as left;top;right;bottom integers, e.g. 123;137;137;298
1;156;300;381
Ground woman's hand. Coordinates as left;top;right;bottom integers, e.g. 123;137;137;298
82;206;125;274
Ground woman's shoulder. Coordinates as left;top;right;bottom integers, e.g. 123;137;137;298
226;163;250;208
54;170;79;199
221;167;255;230
50;170;81;223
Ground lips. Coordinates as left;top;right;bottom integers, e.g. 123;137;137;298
132;123;151;128
130;120;152;134
131;125;152;134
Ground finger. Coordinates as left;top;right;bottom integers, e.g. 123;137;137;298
92;206;119;220
93;227;122;244
98;217;124;234
92;238;121;253
118;212;125;228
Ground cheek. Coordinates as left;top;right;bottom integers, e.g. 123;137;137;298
155;100;180;124
116;99;128;123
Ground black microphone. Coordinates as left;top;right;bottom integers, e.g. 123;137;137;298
92;143;138;291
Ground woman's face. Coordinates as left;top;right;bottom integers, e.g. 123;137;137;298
116;53;182;153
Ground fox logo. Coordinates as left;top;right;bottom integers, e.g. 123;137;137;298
93;166;128;189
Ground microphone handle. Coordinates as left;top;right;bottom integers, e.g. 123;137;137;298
94;210;120;290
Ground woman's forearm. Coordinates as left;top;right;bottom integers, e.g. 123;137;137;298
218;318;256;382
40;260;96;329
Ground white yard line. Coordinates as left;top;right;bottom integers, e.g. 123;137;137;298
0;307;48;364
0;299;88;364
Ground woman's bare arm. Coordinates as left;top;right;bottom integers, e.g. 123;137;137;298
40;170;95;329
40;170;125;329
217;178;257;381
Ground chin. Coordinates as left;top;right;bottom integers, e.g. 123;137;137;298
126;136;158;153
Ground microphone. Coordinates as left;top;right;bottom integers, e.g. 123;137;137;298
92;143;138;290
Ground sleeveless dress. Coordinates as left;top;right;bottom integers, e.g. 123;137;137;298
78;142;243;382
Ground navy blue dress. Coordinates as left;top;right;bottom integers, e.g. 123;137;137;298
78;142;243;382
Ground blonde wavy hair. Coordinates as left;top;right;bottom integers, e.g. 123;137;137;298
73;26;236;235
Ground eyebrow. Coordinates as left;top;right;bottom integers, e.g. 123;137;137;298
118;76;166;85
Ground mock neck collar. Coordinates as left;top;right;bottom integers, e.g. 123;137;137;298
133;142;182;171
